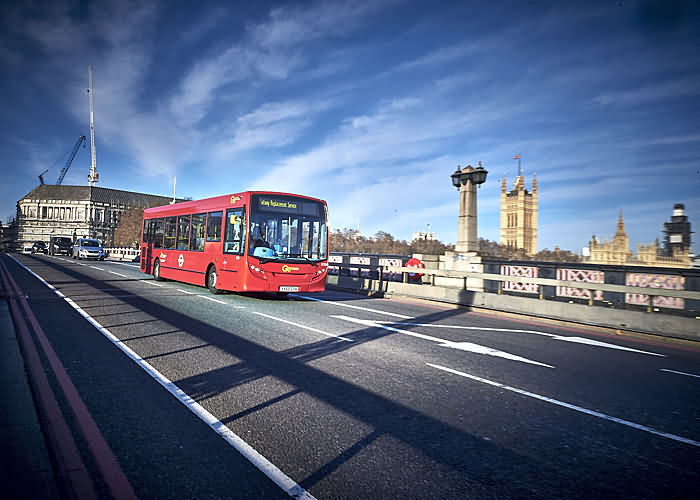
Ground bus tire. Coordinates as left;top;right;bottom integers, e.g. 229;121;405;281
153;260;164;281
207;265;222;294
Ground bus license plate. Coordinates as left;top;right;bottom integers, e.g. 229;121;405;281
279;286;299;292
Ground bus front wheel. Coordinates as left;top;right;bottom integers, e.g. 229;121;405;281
207;265;222;294
153;260;164;281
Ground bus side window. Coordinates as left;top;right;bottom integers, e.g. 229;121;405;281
190;213;206;252
176;215;191;250
143;219;152;244
164;216;177;250
153;218;165;249
224;208;245;254
206;211;223;242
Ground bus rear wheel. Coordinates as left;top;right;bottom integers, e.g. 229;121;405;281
207;265;222;294
153;260;164;281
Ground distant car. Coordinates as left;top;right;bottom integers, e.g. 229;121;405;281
49;236;73;256
31;241;48;254
72;238;105;260
22;244;33;254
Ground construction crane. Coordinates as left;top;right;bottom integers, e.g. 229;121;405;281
56;135;87;185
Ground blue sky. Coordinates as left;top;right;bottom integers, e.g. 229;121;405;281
2;0;699;254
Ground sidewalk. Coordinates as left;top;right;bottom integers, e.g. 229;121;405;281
0;300;58;499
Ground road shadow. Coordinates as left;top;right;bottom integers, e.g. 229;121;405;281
8;254;697;499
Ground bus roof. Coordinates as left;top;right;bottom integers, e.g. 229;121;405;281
143;191;326;218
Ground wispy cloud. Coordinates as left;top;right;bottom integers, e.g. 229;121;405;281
593;77;700;106
215;100;332;155
651;133;700;145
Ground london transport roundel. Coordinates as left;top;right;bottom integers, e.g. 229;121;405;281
405;257;424;279
178;254;184;268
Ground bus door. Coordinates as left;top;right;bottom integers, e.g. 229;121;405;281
142;218;164;274
141;219;152;273
221;207;246;289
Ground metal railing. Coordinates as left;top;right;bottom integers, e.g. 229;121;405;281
332;263;700;315
104;247;140;261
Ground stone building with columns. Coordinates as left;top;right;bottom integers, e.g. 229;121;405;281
587;208;692;268
500;173;538;255
15;185;175;249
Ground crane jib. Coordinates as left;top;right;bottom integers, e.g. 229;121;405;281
56;135;87;185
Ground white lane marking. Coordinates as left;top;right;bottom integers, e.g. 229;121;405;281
200;295;227;305
9;254;317;500
552;336;663;356
660;368;700;379
440;342;554;368
296;295;413;319
177;289;195;295
253;311;353;342
89;266;104;271
334;315;447;342
142;280;163;287
333;315;552;367
380;321;663;357
427;363;700;448
109;271;127;277
378;321;556;336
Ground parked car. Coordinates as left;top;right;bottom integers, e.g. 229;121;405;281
22;243;33;254
72;238;105;260
31;241;48;254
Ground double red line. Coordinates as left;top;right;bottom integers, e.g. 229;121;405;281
0;257;136;500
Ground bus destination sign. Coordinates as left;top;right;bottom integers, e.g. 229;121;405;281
253;195;323;217
259;198;298;210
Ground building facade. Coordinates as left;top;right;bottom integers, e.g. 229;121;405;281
411;231;436;242
500;173;538;255
587;208;691;268
16;185;174;249
588;210;633;265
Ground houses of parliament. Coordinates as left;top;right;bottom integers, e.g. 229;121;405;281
499;171;692;268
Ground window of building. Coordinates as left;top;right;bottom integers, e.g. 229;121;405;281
176;215;191;250
163;216;177;249
190;213;206;252
206;211;222;242
224;208;245;254
42;207;47;218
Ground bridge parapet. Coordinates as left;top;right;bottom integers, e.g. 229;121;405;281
328;257;700;340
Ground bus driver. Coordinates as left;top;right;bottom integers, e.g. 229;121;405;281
252;225;275;258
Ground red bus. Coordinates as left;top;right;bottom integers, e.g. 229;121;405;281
140;191;328;295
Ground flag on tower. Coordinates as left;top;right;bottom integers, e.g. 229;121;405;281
513;154;520;160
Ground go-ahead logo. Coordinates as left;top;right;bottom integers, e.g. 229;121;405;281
281;265;300;272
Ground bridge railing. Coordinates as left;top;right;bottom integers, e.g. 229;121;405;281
332;262;700;317
104;247;140;261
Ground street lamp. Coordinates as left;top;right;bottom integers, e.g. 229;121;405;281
451;161;488;253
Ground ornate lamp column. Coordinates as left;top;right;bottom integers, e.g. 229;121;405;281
451;162;488;254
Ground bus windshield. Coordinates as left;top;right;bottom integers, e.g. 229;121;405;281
249;195;327;261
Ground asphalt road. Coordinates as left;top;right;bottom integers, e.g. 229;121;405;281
4;253;700;499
